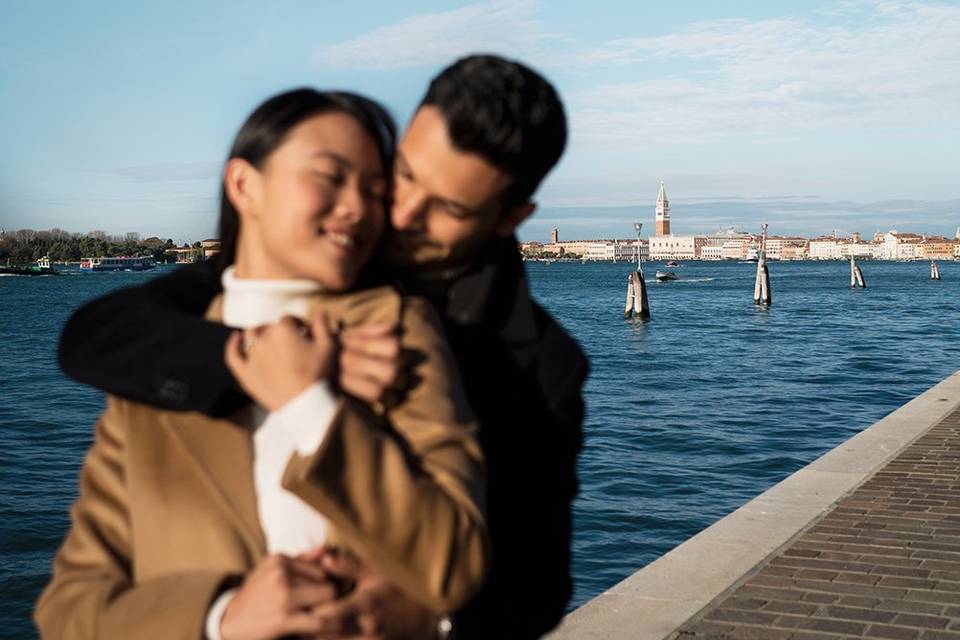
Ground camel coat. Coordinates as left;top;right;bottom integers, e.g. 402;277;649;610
35;286;487;639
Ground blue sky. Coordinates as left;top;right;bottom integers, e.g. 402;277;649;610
2;0;958;243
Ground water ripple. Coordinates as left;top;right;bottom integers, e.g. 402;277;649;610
1;261;959;633
525;260;960;610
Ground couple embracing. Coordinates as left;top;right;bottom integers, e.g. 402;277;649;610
37;54;587;640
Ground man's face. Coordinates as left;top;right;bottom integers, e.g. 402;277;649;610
383;106;521;272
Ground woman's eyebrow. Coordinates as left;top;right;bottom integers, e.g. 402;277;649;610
312;150;351;166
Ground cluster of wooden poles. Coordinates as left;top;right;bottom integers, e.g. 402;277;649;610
625;223;945;320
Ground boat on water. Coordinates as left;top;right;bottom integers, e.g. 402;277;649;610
665;260;679;267
0;256;59;276
80;256;156;272
655;270;678;281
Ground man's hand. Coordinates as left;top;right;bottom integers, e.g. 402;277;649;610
225;312;334;411
304;550;440;640
220;554;338;640
338;323;401;404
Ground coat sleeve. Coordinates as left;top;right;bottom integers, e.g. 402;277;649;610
57;259;245;416
282;297;488;614
35;398;233;640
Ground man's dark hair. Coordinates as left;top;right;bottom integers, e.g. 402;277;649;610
420;54;567;210
217;88;396;271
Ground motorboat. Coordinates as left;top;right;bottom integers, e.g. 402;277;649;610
655;270;678;281
0;256;59;276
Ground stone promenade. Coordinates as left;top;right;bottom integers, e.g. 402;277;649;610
674;406;960;640
548;371;960;640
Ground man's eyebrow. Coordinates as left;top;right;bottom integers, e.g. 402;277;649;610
396;151;475;215
312;150;384;180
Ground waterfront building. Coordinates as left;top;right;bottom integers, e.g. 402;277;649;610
840;240;876;259
780;242;807;261
585;243;616;261
519;241;543;258
919;236;956;260
166;246;198;263
696;228;752;260
655;182;670;236
550;228;559;244
613;239;648;262
649;235;700;260
808;237;845;260
700;245;723;260
719;238;751;260
765;236;808;260
883;231;924;260
548;239;594;257
200;238;221;258
525;235;648;261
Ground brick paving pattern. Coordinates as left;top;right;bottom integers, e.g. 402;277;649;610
673;406;960;640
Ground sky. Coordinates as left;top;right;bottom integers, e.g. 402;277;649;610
1;0;958;243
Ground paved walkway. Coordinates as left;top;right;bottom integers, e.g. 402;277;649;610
672;406;960;640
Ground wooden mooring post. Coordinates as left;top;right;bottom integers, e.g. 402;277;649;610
625;222;650;319
931;260;941;280
850;255;866;288
753;223;771;306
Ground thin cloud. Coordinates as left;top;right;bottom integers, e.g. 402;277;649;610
313;0;554;70
569;1;960;146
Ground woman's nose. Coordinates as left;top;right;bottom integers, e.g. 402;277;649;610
333;182;365;224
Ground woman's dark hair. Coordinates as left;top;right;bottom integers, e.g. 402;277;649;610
420;54;566;211
217;88;397;271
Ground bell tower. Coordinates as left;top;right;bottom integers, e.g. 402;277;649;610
655;181;670;236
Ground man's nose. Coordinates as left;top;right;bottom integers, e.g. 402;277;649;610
392;189;429;230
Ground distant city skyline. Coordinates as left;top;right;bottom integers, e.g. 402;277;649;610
522;195;960;244
2;1;958;241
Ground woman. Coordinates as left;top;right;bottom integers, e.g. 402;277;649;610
35;89;487;639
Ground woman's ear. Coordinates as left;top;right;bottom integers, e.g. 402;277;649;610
223;158;261;220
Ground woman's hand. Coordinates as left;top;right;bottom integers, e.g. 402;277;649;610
220;554;337;640
304;550;440;640
338;322;401;404
225;313;334;411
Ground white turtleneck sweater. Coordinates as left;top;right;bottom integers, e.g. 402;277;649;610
205;267;339;639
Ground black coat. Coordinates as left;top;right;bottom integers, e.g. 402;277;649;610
59;238;588;638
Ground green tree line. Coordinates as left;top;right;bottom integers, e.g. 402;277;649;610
0;228;198;264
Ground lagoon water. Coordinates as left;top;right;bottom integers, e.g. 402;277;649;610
2;260;959;635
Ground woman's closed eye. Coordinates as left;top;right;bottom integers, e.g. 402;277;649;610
312;169;346;186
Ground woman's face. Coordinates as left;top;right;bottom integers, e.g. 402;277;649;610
238;111;387;290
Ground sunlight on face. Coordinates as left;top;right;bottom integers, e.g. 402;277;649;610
384;106;513;272
243;112;386;290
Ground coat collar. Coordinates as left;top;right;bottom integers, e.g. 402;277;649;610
166;286;402;555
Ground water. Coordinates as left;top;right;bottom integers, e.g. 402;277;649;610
1;260;958;635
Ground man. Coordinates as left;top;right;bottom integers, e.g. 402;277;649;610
59;54;587;639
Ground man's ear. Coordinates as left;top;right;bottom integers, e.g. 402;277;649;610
496;201;536;237
223;158;261;220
